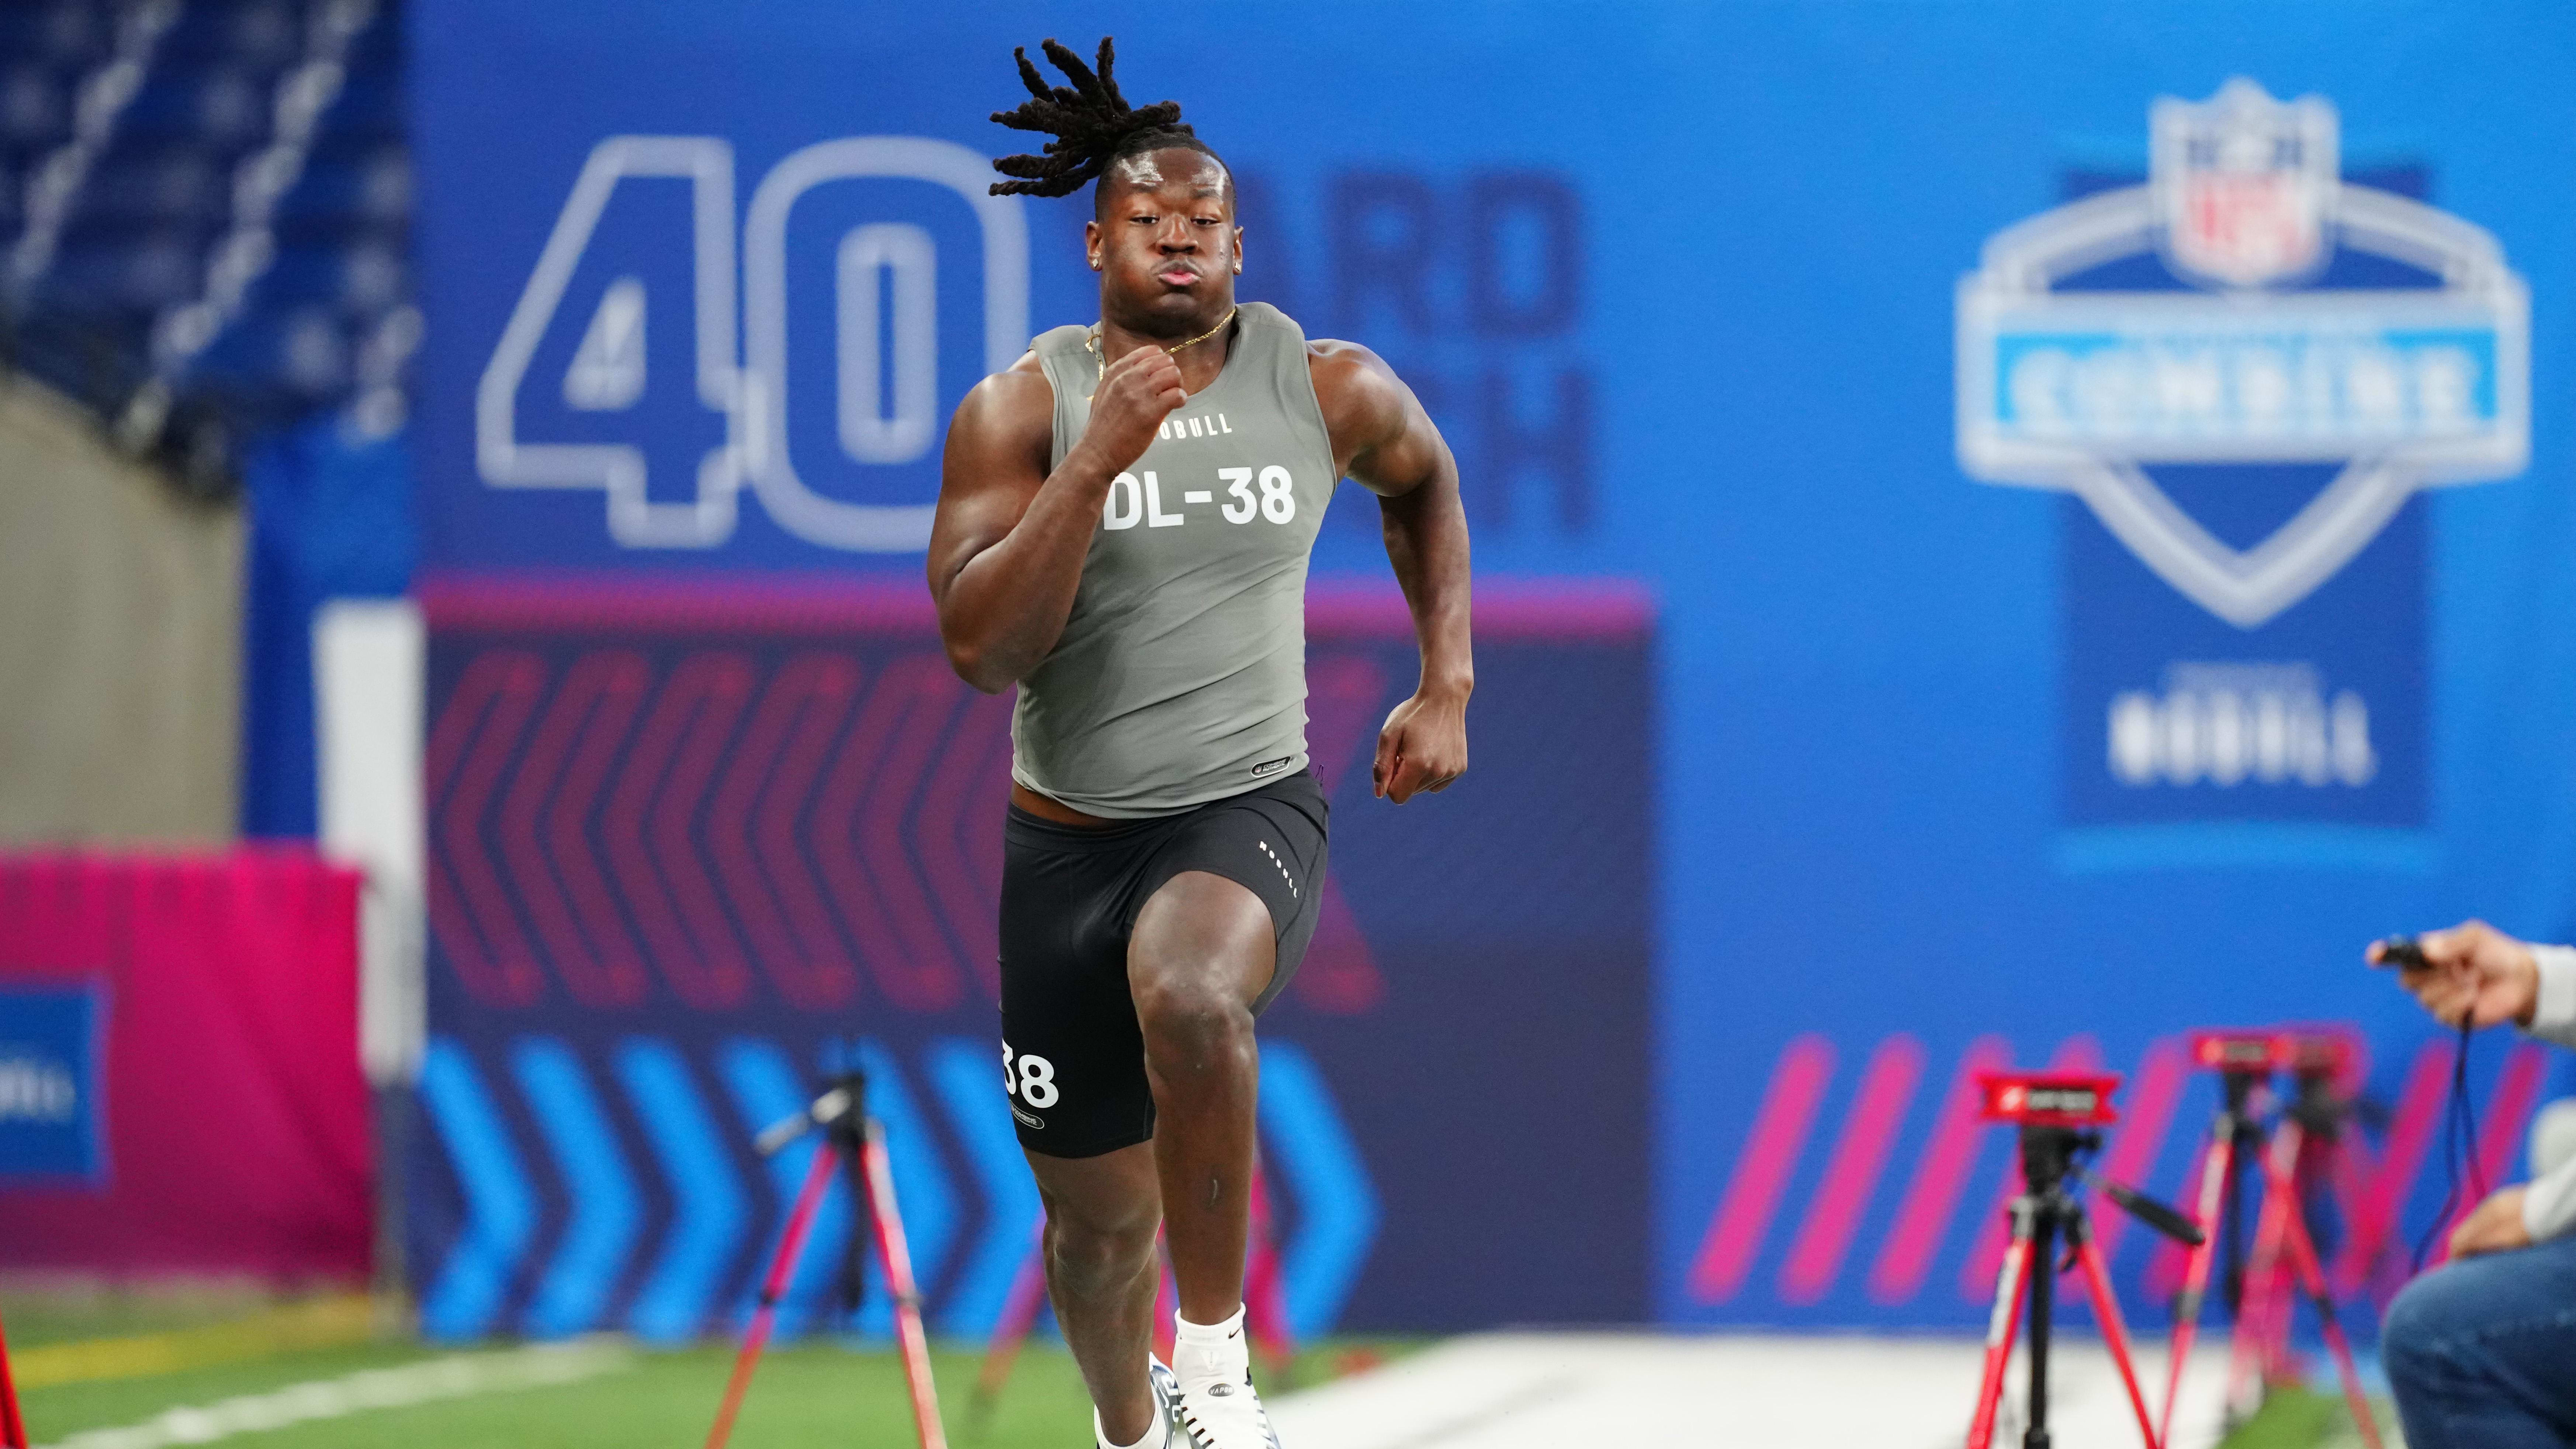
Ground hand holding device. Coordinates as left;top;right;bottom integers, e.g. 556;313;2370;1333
2369;921;2542;1030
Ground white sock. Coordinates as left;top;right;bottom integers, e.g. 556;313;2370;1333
1097;1406;1162;1449
1173;1304;1250;1383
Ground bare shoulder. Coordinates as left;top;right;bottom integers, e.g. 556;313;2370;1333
949;350;1055;450
1304;337;1412;449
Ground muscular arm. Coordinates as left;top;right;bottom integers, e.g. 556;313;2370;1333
928;347;1183;693
1311;342;1473;799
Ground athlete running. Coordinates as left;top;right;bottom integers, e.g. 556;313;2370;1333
929;37;1473;1449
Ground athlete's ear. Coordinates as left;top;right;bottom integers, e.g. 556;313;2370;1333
1231;224;1244;275
1083;217;1104;272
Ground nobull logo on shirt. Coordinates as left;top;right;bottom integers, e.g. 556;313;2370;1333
1956;79;2528;847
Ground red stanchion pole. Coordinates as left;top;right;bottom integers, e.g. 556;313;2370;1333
864;1118;949;1449
1152;1237;1179;1366
2271;1135;2387;1449
969;1225;1050;1431
2224;1118;2304;1415
0;1297;30;1449
705;1142;842;1449
1965;1206;2035;1449
2074;1232;2164;1449
1245;1156;1295;1380
2162;1128;2240;1442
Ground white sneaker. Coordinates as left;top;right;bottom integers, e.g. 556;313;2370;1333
1095;1356;1182;1449
1171;1365;1281;1449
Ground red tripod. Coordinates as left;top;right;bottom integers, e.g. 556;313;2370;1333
705;1072;947;1449
1966;1073;2205;1449
2163;1031;2382;1449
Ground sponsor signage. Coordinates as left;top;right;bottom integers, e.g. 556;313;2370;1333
0;985;107;1185
1957;80;2528;845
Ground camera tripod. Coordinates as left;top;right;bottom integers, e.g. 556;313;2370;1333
704;1071;948;1449
2164;1032;2383;1449
1968;1075;2205;1449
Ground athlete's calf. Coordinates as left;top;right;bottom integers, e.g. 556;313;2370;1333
1030;1147;1167;1446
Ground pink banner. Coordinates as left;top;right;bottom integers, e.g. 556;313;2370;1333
0;851;370;1281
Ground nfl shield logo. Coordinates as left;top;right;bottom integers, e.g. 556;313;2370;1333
2152;78;2337;288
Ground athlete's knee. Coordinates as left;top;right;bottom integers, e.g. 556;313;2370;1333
1133;969;1254;1073
1039;1190;1159;1293
1047;1217;1157;1295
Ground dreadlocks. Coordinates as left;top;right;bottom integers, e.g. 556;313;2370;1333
988;37;1228;212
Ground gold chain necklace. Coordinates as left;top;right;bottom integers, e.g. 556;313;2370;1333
1086;306;1238;379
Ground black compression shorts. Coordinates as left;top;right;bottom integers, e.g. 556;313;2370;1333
997;769;1329;1158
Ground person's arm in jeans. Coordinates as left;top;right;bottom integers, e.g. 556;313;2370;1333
2369;924;2576;1252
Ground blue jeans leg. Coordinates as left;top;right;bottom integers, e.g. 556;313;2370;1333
2381;1232;2576;1449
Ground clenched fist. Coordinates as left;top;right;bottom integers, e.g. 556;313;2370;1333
1372;687;1469;804
1071;344;1187;479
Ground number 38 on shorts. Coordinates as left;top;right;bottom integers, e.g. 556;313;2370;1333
1002;1041;1060;1109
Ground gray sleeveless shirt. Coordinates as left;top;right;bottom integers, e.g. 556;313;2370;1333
1014;301;1339;817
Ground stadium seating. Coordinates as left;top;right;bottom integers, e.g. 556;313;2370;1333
0;0;412;475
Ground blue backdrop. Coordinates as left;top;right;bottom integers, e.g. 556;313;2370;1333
412;0;2576;1333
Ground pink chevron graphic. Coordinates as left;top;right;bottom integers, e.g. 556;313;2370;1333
648;653;758;1009
2478;1044;2551;1189
1291;653;1394;1013
855;656;976;1010
425;651;548;1007
542;653;654;1009
1867;1034;2009;1304
915;685;1014;1002
1778;1033;1924;1304
1689;1033;1835;1303
602;652;756;1009
2424;1041;2555;1263
2319;1037;2456;1298
956;722;1016;1002
424;629;1405;1020
2085;1036;2190;1270
815;654;967;1011
711;655;863;1011
753;655;870;1011
499;650;651;1009
2145;1137;2217;1303
1959;1036;2103;1300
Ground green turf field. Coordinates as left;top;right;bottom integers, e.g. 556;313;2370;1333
1;1289;1409;1449
2211;1386;2406;1449
1;1289;2396;1448
25;1340;1101;1448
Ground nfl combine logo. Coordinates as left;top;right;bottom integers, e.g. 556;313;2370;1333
1955;80;2528;844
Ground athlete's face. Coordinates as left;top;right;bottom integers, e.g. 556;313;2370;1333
1086;149;1240;335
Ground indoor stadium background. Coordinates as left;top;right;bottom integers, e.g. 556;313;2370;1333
4;1;2575;1446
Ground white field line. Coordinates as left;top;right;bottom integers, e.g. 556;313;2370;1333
1269;1333;2237;1449
37;1339;636;1449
